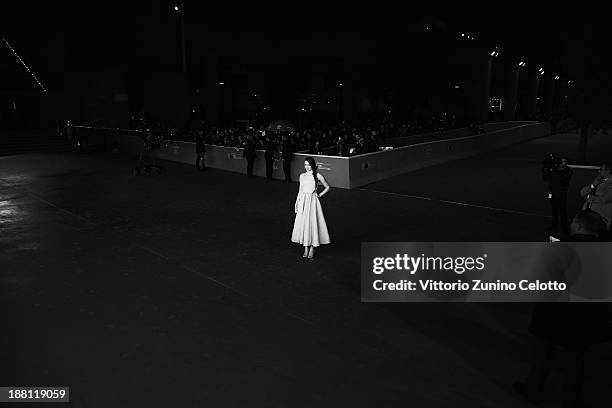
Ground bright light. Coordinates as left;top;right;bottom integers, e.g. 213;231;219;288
555;76;560;80
538;67;544;72
461;33;465;37
518;61;526;67
540;71;545;75
219;82;224;85
567;80;572;84
2;38;48;93
338;82;343;87
174;6;179;11
454;85;460;89
490;51;496;57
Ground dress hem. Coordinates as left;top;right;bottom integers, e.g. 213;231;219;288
291;239;331;247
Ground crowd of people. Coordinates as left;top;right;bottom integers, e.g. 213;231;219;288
127;108;491;159
200;122;399;157
193;122;403;182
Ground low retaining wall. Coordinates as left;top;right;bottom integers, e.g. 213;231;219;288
103;121;549;189
387;121;536;147
485;121;536;132
347;122;550;188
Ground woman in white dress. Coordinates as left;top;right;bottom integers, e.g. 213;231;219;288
291;157;331;259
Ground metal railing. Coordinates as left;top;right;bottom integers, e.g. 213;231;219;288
67;123;173;153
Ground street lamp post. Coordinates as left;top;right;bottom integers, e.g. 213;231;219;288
180;3;186;73
174;2;186;73
503;60;526;121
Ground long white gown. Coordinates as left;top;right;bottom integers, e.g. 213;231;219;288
291;172;331;247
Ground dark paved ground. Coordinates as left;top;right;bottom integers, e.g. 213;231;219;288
1;131;611;407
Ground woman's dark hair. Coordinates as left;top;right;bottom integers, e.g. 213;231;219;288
305;156;318;187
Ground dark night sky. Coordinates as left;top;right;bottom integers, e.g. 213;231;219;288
1;3;609;94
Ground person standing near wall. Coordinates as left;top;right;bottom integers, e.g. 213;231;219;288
547;157;572;234
336;136;347;156
195;130;206;171
581;162;612;238
264;134;276;180
243;134;257;178
281;134;294;183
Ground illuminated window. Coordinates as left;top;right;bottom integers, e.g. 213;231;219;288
489;98;503;112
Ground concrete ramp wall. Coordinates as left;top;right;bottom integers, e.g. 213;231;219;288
347;122;550;188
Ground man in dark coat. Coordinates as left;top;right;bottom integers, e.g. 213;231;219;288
281;134;294;183
336;136;348;157
264;135;276;180
195;130;206;171
548;157;573;234
353;135;367;155
366;133;379;153
580;162;612;239
243;134;256;178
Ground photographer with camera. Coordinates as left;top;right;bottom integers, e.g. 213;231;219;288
580;162;612;239
547;157;573;235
